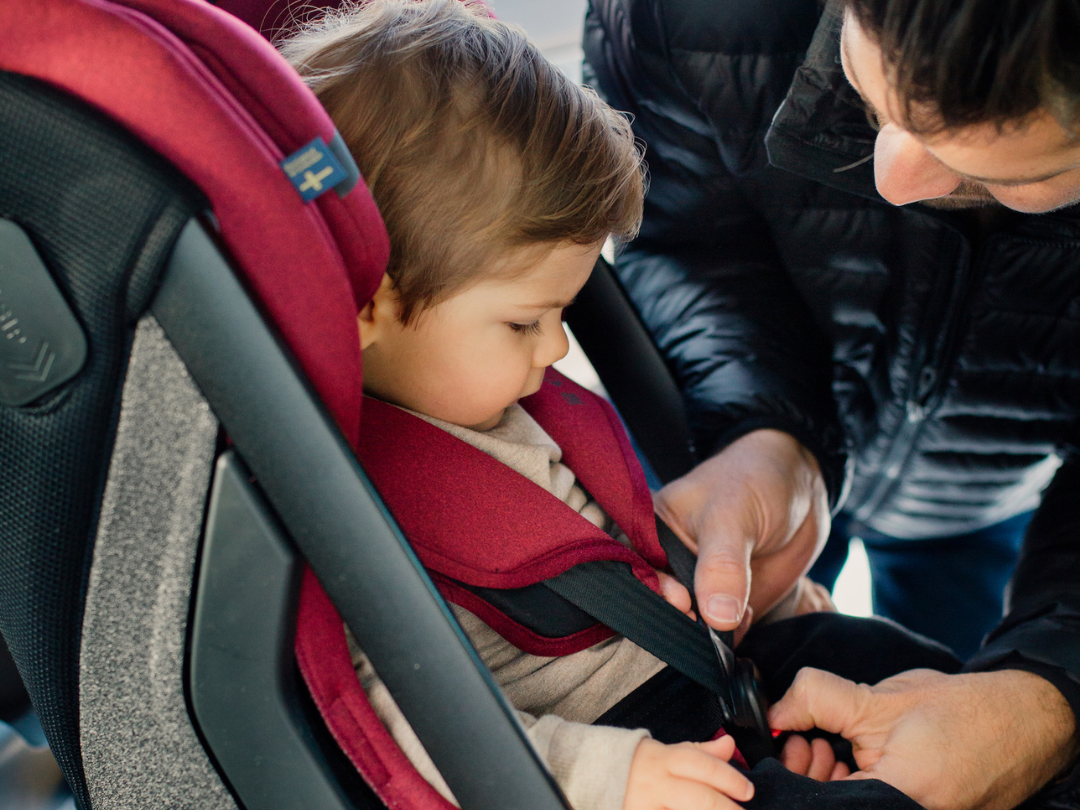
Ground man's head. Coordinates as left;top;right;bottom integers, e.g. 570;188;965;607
281;0;644;321
840;0;1080;212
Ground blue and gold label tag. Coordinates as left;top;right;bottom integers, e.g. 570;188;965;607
280;136;349;202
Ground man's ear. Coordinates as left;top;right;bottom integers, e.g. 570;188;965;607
358;273;398;351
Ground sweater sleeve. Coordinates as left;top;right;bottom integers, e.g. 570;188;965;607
347;627;650;810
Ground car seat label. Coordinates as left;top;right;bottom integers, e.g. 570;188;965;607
0;219;87;407
280;136;349;202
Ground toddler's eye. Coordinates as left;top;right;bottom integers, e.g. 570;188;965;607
508;321;543;336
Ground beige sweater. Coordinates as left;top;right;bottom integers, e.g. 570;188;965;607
347;404;667;810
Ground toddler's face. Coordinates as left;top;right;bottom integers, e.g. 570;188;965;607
361;241;601;431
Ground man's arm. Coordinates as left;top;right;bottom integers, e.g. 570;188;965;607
584;0;844;625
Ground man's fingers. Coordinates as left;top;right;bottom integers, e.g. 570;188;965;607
807;737;838;782
767;667;868;736
732;606;754;646
780;735;840;782
779;734;812;775
829;761;851;781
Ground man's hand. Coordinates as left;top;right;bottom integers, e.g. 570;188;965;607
654;429;829;630
769;667;1080;810
779;734;850;782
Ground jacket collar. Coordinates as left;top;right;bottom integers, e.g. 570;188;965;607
764;0;884;202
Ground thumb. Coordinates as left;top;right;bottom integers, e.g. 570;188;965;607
767;668;866;737
694;521;753;630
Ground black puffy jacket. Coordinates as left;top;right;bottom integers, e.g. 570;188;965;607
585;0;1080;793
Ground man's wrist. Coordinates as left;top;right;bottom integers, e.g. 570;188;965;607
985;658;1080;785
985;670;1080;795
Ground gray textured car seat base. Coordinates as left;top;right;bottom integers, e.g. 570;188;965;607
79;317;234;810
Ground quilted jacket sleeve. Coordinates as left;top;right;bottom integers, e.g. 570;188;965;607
583;0;847;504
964;453;1080;803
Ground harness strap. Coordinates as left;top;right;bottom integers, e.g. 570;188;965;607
542;517;773;761
545;559;735;712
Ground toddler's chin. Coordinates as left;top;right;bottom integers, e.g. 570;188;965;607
470;408;509;431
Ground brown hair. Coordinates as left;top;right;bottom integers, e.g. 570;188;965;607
845;0;1080;135
280;0;645;322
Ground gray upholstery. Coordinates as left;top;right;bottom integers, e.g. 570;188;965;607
79;317;235;810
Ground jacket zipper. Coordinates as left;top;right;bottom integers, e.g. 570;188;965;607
851;223;981;523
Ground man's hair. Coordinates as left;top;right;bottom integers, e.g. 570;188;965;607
846;0;1080;135
280;0;644;322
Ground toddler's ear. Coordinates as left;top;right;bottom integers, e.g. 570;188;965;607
358;273;397;351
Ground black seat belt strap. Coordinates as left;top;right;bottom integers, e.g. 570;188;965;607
542;517;771;746
544;559;735;708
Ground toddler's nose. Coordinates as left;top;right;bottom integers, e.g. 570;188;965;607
535;322;570;368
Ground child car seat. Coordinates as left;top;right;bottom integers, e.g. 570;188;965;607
0;1;577;808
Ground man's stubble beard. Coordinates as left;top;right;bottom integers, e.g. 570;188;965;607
917;179;1000;210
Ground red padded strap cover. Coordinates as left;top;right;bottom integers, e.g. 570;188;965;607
356;369;667;654
520;372;664;566
296;568;457;810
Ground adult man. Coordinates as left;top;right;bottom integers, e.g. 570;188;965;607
584;0;1080;806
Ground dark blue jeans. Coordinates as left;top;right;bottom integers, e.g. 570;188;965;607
808;511;1033;660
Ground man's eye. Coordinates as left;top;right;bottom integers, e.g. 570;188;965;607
508;321;542;336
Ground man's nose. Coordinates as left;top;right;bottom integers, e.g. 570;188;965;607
873;124;961;205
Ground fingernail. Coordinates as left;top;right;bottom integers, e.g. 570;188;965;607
706;595;742;624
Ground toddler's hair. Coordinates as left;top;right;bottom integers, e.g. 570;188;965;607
280;0;645;322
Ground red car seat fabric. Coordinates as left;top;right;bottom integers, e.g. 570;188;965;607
354;369;667;656
297;568;459;810
212;0;344;40
0;0;387;449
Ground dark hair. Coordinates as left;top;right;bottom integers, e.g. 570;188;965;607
280;0;644;323
846;0;1080;134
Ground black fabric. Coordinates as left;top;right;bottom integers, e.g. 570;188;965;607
0;631;30;722
0;71;203;808
740;614;957;808
744;758;923;810
596;666;728;744
739;613;962;700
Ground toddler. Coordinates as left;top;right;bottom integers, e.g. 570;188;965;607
282;3;834;808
